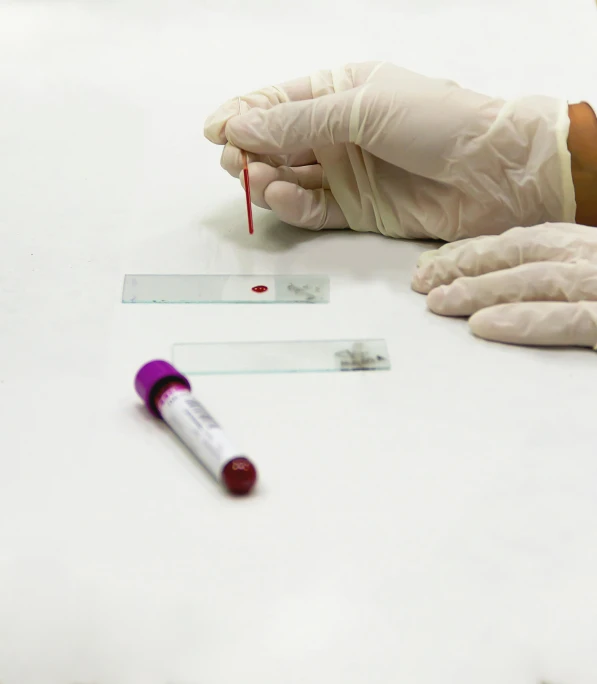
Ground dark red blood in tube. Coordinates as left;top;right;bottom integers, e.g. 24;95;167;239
222;458;258;495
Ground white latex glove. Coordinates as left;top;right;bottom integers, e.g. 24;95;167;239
204;62;576;241
411;222;597;349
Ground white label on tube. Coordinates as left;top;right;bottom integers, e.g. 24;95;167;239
157;386;240;478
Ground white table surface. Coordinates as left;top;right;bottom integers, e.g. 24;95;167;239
1;1;597;682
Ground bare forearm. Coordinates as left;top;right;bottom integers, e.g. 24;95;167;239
568;103;597;227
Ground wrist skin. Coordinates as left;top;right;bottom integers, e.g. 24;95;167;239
568;103;597;227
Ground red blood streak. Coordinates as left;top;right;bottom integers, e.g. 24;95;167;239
243;162;254;235
252;285;268;293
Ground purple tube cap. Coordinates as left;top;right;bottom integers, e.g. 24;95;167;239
135;360;191;417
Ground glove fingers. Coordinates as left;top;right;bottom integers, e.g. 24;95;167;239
412;235;505;293
204;77;314;145
220;142;316;178
415;237;477;264
239;161;325;210
264;182;347;230
226;90;356;155
427;261;597;317
469;302;597;348
412;223;597;294
205;63;382;147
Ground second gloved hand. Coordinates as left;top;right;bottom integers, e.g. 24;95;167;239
412;222;597;349
204;62;576;241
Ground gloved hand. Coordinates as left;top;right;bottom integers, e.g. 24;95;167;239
412;222;597;349
204;62;576;241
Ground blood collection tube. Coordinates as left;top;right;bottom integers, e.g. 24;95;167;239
135;360;257;495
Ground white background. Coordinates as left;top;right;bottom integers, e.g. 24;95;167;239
1;1;597;682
